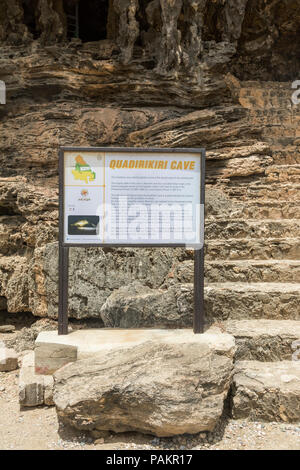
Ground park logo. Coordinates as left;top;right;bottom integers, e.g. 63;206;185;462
79;189;91;201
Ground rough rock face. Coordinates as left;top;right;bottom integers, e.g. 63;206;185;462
0;0;299;326
28;243;186;320
100;281;193;328
232;361;300;423
54;330;235;436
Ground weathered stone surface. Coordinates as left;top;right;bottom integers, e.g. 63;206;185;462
225;320;300;361
19;352;44;406
54;329;235;436
43;374;54;406
206;238;300;261
0;0;30;44
19;351;54;407
0;324;15;333
3;318;57;353
241;201;300;221
0;0;299;333
232;361;300;423
29;243;182;319
206;219;300;240
204;260;300;283
205;283;300;322
35;337;77;376
36;0;66;45
0;256;29;313
100;281;300;326
0;347;18;372
175;258;300;284
36;327;235;372
30;276;300;326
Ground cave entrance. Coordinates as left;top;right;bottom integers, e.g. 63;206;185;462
64;0;109;42
22;0;40;39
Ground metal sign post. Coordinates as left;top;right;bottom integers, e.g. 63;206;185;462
58;147;205;335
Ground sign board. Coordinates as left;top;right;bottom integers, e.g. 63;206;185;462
61;148;204;247
59;147;205;334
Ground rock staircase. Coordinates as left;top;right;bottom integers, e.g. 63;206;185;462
205;82;300;423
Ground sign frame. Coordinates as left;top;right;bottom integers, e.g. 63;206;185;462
58;147;205;335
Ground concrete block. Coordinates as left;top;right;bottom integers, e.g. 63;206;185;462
35;337;77;375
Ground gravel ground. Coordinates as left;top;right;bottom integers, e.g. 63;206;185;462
0;369;300;451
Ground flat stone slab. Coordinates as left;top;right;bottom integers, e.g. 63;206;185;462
232;361;300;423
225;320;300;361
0;325;15;333
0;347;18;372
35;327;235;375
19;352;54;407
205;282;300;321
53;329;235;436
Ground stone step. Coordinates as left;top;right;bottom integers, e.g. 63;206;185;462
205;283;300;322
205;260;300;283
176;260;300;283
226;183;300;201
223;320;300;361
205;238;300;260
231;361;300;423
206;219;300;240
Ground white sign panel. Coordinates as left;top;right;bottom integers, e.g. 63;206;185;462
63;149;203;246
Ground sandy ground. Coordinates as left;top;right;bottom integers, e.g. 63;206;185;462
0;369;300;451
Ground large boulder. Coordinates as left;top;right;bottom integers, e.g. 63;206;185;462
100;281;193;328
54;329;235;437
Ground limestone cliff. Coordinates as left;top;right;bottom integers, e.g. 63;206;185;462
0;0;299;325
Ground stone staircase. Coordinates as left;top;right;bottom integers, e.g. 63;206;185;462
205;82;300;423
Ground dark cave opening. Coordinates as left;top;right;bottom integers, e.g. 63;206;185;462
22;0;40;39
63;0;109;42
79;0;108;42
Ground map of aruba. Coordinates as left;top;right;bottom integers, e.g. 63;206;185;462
72;155;96;184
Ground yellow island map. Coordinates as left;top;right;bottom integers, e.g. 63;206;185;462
72;155;96;184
